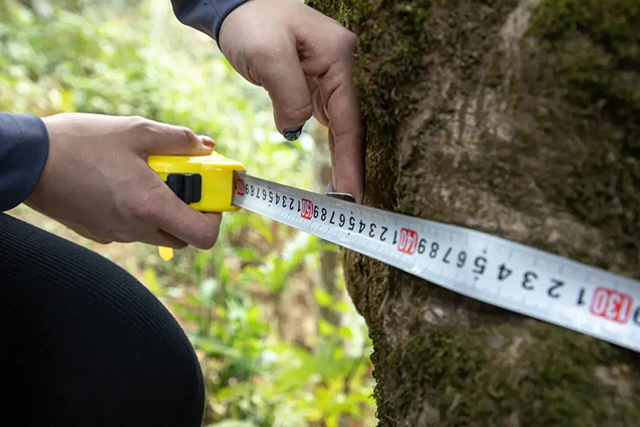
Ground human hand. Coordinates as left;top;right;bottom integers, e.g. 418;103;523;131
219;0;364;202
27;113;221;249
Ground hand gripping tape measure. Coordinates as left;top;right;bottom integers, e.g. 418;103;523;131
149;152;640;353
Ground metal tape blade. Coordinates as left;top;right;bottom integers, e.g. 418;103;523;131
232;172;640;352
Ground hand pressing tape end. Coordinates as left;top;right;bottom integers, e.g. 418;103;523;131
148;151;246;261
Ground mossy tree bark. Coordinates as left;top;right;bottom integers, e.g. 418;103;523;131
308;0;640;425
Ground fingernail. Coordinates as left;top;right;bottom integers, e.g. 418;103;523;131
326;191;356;203
327;181;360;204
283;126;303;141
200;135;216;148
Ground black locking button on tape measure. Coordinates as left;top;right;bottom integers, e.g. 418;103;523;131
166;173;202;204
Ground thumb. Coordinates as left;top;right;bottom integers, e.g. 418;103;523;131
132;118;215;155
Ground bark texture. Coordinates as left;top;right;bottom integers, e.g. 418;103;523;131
308;0;640;425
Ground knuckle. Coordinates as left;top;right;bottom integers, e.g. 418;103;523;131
338;28;356;44
344;30;358;48
128;115;149;128
179;126;197;143
332;29;358;57
128;116;158;138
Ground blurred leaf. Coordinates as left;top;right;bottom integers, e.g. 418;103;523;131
334;301;352;313
200;278;218;307
339;326;355;340
319;319;335;336
313;288;333;307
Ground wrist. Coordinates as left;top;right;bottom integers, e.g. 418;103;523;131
214;0;253;43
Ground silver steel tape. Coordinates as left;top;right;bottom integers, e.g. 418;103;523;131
233;172;640;352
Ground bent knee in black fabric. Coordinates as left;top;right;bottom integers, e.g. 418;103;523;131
0;213;204;427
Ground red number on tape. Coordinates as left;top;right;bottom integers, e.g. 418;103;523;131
235;178;246;196
398;228;418;255
301;199;314;220
590;287;633;324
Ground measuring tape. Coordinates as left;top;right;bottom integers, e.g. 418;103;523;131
150;153;640;353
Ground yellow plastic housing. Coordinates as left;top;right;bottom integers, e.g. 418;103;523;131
148;152;245;212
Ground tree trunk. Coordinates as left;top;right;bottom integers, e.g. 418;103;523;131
308;0;640;425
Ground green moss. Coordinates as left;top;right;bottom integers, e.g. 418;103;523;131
529;0;640;262
511;325;634;425
308;0;437;210
378;321;639;426
383;326;488;425
529;0;640;64
530;0;640;118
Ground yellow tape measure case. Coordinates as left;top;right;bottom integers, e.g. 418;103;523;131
148;152;245;212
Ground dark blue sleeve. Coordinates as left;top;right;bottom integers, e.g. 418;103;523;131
171;0;251;41
0;113;49;211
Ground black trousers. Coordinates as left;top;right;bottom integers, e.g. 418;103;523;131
0;213;204;426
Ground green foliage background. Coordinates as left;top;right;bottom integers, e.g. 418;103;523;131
0;0;375;425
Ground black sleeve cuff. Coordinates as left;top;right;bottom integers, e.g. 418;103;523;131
0;113;50;211
172;0;251;42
